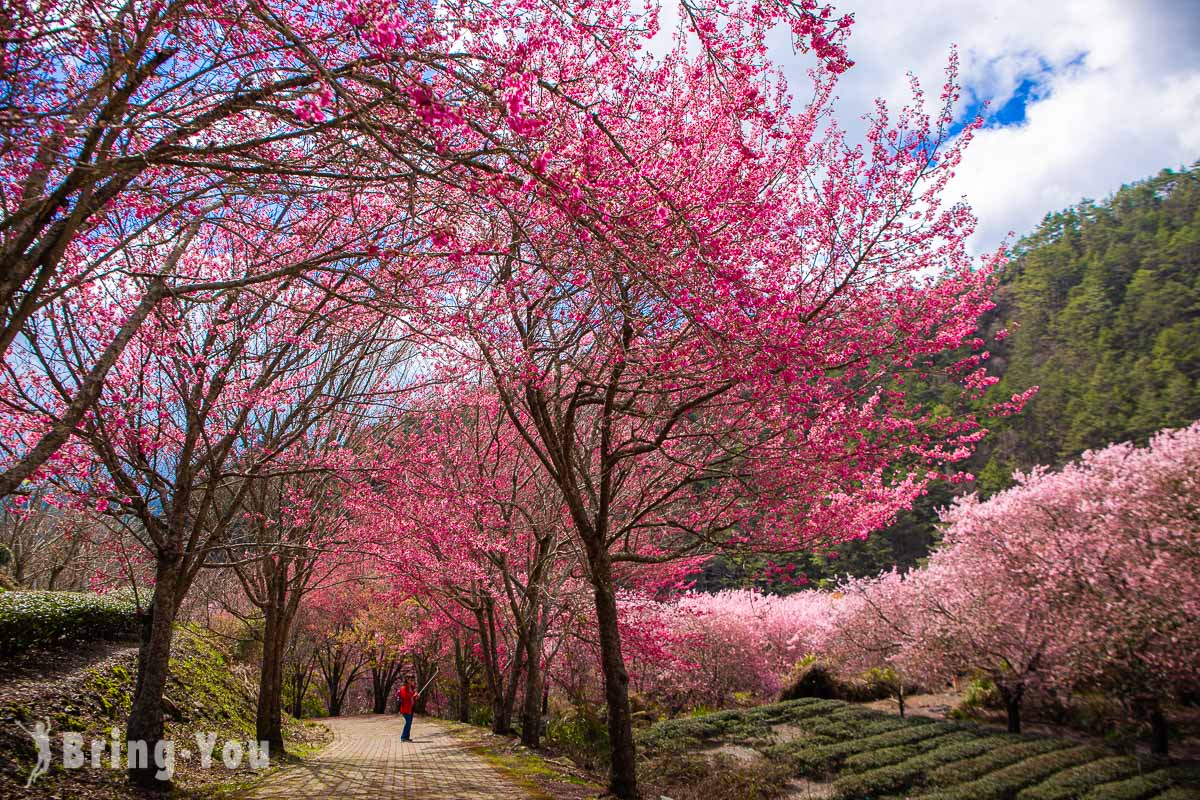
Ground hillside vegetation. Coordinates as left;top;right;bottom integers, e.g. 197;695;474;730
697;164;1200;588
978;164;1200;478
638;698;1200;800
0;601;327;798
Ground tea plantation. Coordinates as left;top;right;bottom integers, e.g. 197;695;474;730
639;698;1200;800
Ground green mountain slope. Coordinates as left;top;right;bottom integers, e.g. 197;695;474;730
979;164;1200;479
696;163;1200;590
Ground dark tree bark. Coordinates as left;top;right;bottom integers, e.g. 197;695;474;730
1149;707;1169;756
256;604;289;755
587;545;637;799
316;639;365;717
999;685;1023;734
519;625;545;747
412;651;437;715
454;636;476;723
371;659;405;714
286;653;316;719
126;556;186;788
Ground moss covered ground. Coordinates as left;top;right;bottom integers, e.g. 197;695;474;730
0;625;329;799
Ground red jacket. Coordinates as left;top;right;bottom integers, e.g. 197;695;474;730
397;685;417;714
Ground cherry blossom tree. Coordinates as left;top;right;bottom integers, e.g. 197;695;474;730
430;38;1009;795
927;423;1200;750
827;572;926;717
372;389;579;744
1;1;1058;793
54;272;408;783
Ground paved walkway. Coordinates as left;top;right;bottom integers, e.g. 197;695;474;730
248;715;533;799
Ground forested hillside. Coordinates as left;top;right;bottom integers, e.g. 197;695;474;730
978;164;1200;479
699;163;1200;590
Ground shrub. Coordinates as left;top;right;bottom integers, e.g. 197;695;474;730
927;739;1076;787
918;745;1110;800
834;736;1008;799
843;731;978;774
1080;770;1178;800
1154;789;1200;800
780;660;843;701
784;718;951;776
640;706;775;751
0;590;138;656
1016;756;1143;800
950;676;1002;720
546;705;610;768
642;752;794;800
747;697;842;726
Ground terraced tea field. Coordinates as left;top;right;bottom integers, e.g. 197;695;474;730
638;698;1200;800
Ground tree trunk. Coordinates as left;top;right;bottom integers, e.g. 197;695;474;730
322;653;346;716
256;607;287;757
372;677;389;714
126;557;183;789
371;662;402;715
413;654;434;715
289;674;305;719
287;658;313;719
1149;707;1169;756
490;645;523;735
454;638;472;723
897;684;906;719
494;644;525;736
589;549;638;800
1000;685;1023;734
457;684;470;722
520;628;544;748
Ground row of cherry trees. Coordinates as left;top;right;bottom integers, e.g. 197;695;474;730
621;425;1200;755
3;0;1027;794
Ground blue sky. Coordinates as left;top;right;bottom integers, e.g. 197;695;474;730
764;0;1200;253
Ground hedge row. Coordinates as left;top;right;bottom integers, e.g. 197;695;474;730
640;697;849;753
916;744;1112;800
1081;771;1177;800
926;739;1076;787
1154;788;1200;800
834;734;1009;798
843;730;980;774
1016;756;1143;800
647;698;1200;800
0;590;139;656
783;718;952;776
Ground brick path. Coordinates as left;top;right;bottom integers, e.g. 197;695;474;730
247;715;534;799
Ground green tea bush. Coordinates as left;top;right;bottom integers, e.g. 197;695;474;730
641;752;794;800
1016;756;1142;800
1080;770;1174;800
833;736;1008;799
1153;788;1200;800
641;698;848;756
926;739;1076;787
918;745;1109;800
785;718;951;776
0;590;138;656
843;730;978;774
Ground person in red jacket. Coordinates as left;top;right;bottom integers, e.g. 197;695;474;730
396;676;419;742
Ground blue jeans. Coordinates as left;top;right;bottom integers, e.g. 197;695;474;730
401;713;413;740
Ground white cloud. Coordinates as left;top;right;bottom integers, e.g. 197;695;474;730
766;0;1200;253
